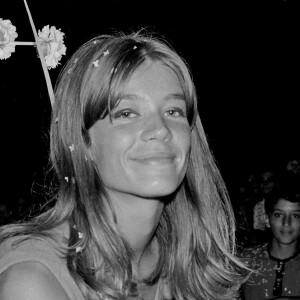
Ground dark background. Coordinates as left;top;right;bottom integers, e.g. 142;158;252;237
1;0;299;214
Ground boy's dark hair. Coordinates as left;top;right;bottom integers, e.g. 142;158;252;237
264;181;300;216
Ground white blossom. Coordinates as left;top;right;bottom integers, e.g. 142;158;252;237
0;18;18;60
38;25;66;69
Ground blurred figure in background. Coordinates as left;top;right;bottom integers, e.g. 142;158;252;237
252;170;278;244
235;169;278;248
235;172;261;247
282;158;300;195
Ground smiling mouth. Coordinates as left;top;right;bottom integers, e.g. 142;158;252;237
280;231;293;235
132;153;177;165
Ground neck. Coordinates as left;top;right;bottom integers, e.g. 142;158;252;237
107;190;164;278
269;239;299;260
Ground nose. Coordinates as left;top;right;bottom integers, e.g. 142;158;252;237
140;113;172;142
282;214;292;226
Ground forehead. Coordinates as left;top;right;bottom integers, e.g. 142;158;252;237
125;61;183;94
107;59;195;125
274;199;300;211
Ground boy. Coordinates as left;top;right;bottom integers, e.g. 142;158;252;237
240;184;300;299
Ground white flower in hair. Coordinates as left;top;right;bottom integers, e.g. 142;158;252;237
0;18;18;60
38;25;66;69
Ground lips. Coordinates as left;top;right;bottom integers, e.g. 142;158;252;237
280;231;293;235
131;152;177;165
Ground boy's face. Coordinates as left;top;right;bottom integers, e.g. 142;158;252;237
267;199;300;246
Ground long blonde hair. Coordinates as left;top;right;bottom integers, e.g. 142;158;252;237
0;31;247;299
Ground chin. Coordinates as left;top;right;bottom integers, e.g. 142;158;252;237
136;182;180;199
277;237;297;245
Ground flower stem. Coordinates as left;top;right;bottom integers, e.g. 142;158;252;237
15;41;36;46
23;0;55;107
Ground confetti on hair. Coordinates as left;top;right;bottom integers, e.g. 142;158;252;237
67;68;72;74
78;232;83;239
73;57;78;64
110;67;117;74
93;40;98;44
93;60;99;67
103;50;109;56
71;177;75;184
55;117;59;124
76;246;83;253
69;144;75;152
133;45;137;49
64;176;69;182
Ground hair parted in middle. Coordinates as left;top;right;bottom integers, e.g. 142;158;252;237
6;30;246;300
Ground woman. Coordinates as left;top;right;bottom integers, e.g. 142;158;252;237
0;31;247;300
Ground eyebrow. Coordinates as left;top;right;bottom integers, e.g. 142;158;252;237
165;93;186;101
274;209;300;213
120;93;186;102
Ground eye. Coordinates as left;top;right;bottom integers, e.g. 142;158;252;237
273;212;282;218
164;108;186;118
293;214;300;219
112;109;138;119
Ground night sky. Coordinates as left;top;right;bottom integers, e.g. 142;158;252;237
1;0;299;207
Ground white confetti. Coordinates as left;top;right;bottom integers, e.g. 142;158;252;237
92;60;99;67
76;246;82;253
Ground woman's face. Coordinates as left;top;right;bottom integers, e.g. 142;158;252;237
88;61;191;200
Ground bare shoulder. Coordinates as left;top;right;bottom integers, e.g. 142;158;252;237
0;261;70;300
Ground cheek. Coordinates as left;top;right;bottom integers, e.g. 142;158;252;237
175;125;191;153
292;219;300;228
98;130;135;165
270;219;281;230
